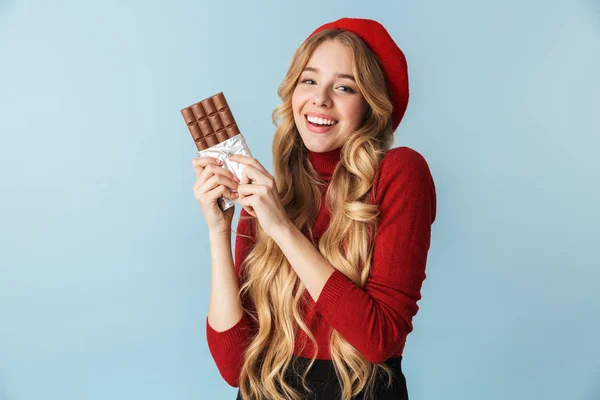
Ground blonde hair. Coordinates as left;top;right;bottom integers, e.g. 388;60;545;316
237;29;397;400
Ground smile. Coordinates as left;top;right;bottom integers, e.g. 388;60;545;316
304;115;339;134
306;115;338;126
304;114;338;134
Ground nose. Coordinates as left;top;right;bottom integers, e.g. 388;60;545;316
312;87;332;108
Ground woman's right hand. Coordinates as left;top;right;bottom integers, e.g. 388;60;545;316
192;156;240;234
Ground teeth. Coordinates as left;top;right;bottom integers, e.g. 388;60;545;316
307;115;337;126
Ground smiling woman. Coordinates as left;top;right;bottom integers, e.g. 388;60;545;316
197;17;436;400
292;40;368;151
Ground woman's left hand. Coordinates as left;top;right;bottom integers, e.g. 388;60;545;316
228;154;292;239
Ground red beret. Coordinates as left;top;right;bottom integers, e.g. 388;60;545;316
306;18;409;131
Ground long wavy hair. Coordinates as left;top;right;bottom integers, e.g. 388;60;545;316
237;29;399;400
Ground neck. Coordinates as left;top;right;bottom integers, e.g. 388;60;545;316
307;146;342;179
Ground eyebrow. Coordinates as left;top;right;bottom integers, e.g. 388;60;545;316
302;67;356;82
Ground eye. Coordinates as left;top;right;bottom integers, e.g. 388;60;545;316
337;86;355;94
301;79;316;85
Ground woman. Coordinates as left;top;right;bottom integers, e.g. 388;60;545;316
192;18;437;400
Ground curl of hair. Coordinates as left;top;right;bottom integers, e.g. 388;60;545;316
237;29;397;400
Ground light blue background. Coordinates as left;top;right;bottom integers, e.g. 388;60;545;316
1;0;599;399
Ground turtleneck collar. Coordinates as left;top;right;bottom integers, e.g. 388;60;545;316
307;146;343;180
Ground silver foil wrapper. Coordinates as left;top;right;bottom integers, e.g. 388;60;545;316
197;133;253;211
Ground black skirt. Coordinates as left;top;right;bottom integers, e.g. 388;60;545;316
235;355;408;400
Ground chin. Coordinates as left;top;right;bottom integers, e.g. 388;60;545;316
301;137;336;153
305;144;339;153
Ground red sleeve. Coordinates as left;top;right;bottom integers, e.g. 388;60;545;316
205;208;257;387
314;147;437;364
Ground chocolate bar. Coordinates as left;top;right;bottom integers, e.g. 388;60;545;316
181;92;252;211
181;92;242;151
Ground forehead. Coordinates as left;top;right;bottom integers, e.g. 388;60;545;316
305;40;354;73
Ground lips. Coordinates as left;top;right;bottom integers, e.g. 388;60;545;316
305;112;339;124
304;114;337;134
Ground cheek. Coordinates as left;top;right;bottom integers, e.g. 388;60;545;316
292;88;312;126
342;100;367;127
291;86;306;112
291;90;305;129
291;89;299;113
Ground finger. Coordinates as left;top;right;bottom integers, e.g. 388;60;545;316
192;156;222;179
196;174;239;195
239;168;252;185
238;196;257;217
195;184;239;205
228;154;269;175
240;164;271;186
236;183;266;196
238;196;256;217
197;164;240;187
206;184;239;201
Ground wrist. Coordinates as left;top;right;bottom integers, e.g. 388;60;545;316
272;221;297;245
209;227;232;241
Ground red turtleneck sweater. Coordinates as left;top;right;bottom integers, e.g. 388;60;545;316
206;146;437;387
